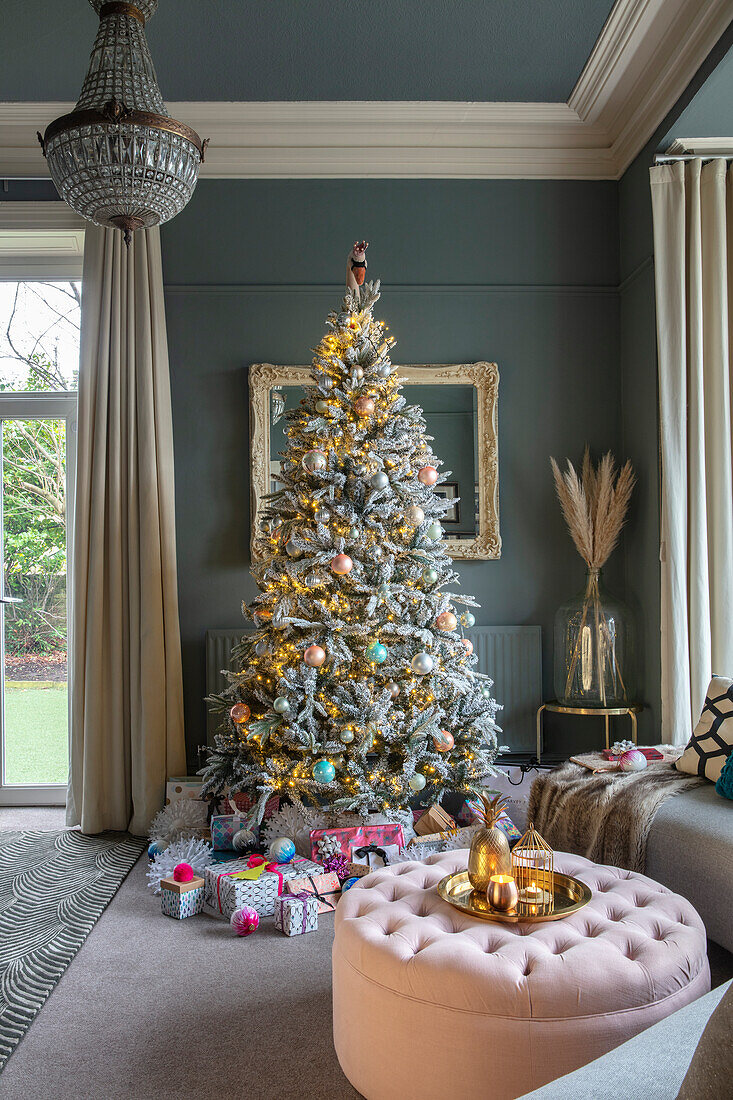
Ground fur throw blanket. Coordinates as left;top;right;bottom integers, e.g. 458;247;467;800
528;756;703;873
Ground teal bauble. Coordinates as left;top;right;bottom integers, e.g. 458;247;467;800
460;611;476;628
273;696;291;714
426;521;443;540
409;773;427;792
366;641;388;664
313;760;336;783
422;566;439;585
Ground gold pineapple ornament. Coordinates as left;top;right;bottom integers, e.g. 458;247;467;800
467;792;512;892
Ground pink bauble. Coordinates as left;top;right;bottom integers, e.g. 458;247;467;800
619;749;647;773
433;729;454;752
462;639;474;655
230;906;260;937
304;644;327;667
418;466;439;486
230;702;251;724
330;553;353;576
354;396;375;417
173;862;194;883
436;611;457;631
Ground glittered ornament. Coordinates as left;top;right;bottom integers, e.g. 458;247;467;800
409;773;427;792
173;862;194;883
231;906;259;937
462;639;474;655
433;729;455;752
436;611;457;631
405;504;425;526
331;553;353;575
273;696;291;714
460;611;476;628
426;521;443;540
314;505;331;524
366;640;388;664
302;448;327;473
354;396;375;417
313;759;336;783
230;703;251;724
619;749;647;773
418;466;439;486
269;837;296;863
323;853;350;881
340;728;355;743
411;651;434;675
387;681;400;699
370;471;389;490
315;400;330;414
304;645;327;667
422;566;439;585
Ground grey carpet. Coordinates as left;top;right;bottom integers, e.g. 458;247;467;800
0;828;145;1071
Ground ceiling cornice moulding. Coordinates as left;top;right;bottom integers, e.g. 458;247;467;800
0;0;731;182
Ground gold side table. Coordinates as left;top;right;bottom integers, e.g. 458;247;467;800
536;702;642;763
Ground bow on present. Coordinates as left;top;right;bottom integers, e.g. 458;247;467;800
290;891;315;934
354;844;389;867
228;854;284;893
303;875;337;911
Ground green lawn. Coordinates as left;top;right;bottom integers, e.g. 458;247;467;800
4;683;68;785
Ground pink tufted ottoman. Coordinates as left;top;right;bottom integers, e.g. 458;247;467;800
333;850;710;1099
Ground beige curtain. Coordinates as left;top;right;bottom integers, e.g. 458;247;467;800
67;225;186;835
650;159;733;744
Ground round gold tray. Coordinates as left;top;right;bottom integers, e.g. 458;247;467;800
437;870;592;924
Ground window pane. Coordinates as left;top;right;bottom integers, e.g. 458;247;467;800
0;281;80;393
2;417;68;785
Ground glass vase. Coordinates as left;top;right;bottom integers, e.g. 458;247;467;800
553;569;634;707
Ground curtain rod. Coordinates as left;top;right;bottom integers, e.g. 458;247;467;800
654;153;733;163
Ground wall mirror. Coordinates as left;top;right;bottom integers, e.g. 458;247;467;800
249;361;500;561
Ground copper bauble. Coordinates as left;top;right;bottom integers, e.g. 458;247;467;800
230;703;251;724
330;553;353;576
354;396;375;417
418;466;439;486
304;644;327;667
436;611;457;631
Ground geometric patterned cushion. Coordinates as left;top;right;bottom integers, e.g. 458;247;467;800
676;675;733;783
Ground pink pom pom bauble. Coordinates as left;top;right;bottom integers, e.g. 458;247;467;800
418;466;439;486
304;644;327;667
230;907;260;937
173;862;194;883
436;611;457;631
330;554;353;575
619;749;647;773
462;639;474;655
354;396;375;417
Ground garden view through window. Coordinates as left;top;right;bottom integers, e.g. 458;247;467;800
0;281;79;789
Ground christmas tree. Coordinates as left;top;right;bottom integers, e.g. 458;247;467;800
202;246;502;824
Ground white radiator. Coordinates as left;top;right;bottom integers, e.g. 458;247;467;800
205;624;541;752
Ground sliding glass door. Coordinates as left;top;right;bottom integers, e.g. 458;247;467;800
0;394;76;804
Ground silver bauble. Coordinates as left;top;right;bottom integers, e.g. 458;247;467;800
232;830;251;853
351;366;364;380
460;611;476;628
376;363;391;378
255;640;268;656
426;521;443;540
314;506;330;524
406;504;425;526
285;539;300;558
304;573;321;588
315;399;330;414
422;566;439;585
480;684;493;699
372;546;383;560
340;729;355;744
411;651;434;675
370;471;389;491
387;681;400;699
302;448;327;473
273;696;291;714
321;377;335;391
409;773;427;792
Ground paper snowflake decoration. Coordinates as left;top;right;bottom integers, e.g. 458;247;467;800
260;800;327;848
149;798;208;846
147;837;214;894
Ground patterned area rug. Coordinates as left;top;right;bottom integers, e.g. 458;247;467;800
0;829;145;1070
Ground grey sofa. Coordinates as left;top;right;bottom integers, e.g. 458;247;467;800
521;980;731;1099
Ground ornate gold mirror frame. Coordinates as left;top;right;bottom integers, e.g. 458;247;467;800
249;361;500;562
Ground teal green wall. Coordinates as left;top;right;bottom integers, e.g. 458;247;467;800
160;179;621;759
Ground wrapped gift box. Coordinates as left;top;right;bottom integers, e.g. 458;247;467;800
274;892;319;936
413;803;455;837
165;777;202;804
407;824;479;853
210;807;253;851
309;823;404;862
160;875;205;919
204;856;322;919
285;871;341;914
225;792;280;820
349;842;401;869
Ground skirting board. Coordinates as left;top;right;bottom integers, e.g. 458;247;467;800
205;625;542;753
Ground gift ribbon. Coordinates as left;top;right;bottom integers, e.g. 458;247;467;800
292;891;314;933
294;874;337;911
353;844;389;867
214;855;283;914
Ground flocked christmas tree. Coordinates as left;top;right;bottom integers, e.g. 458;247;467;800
202;243;503;824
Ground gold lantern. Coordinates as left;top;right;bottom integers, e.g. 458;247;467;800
511;823;555;915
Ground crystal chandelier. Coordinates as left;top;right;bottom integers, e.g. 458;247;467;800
39;1;206;245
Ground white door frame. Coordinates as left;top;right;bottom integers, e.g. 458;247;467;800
0;391;77;806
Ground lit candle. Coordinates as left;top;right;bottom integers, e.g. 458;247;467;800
518;882;552;905
488;874;518;912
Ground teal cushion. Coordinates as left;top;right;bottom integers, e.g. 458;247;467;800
715;749;733;800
